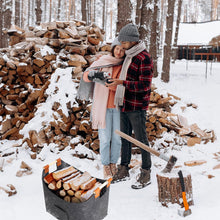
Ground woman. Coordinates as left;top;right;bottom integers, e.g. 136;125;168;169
81;38;125;178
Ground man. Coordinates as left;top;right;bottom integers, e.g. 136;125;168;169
107;23;153;189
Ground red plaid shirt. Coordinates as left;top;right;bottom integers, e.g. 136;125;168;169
121;50;153;112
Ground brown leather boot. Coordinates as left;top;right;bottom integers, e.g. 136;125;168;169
103;165;112;179
131;168;151;189
110;163;117;176
112;165;129;183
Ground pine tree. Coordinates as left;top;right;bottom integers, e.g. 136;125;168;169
161;0;176;82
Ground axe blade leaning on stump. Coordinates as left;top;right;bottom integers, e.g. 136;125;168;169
115;130;177;173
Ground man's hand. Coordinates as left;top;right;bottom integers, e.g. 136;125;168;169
105;79;123;87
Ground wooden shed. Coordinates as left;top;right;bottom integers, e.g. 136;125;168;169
176;21;220;61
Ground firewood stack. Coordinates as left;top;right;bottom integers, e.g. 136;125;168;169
44;165;102;203
0;20;109;149
147;85;216;149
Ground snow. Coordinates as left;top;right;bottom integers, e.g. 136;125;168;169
177;20;220;45
1;59;220;220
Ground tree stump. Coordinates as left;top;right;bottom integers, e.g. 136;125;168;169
156;170;194;207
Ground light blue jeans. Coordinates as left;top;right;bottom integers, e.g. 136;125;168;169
98;108;121;165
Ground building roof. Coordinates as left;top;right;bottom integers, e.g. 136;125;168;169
177;20;220;46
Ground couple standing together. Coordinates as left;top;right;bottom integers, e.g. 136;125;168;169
79;23;153;189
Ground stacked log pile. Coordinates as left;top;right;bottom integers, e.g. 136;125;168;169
0;21;109;155
0;21;216;159
147;86;216;149
44;165;103;203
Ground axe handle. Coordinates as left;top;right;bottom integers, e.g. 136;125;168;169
115;130;169;162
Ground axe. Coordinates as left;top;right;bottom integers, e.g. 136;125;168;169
115;130;177;173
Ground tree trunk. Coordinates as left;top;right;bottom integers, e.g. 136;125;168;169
149;0;159;77
139;0;153;50
3;0;12;48
116;0;132;35
102;0;106;30
161;0;176;83
157;171;194;207
172;0;183;63
57;0;61;20
87;0;91;24
49;0;52;22
135;0;142;28
15;0;21;27
28;0;30;26
212;0;219;20
159;0;167;49
81;0;87;23
35;0;42;25
90;0;95;23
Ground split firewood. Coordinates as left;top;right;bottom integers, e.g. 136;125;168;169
80;182;102;202
80;177;97;190
56;180;62;189
184;160;207;167
75;189;85;199
64;195;71;202
72;196;81;203
187;137;201;146
59;189;66;197
63;173;82;190
48;180;58;191
20;161;32;171
67;189;75;196
0;157;5;172
16;169;32;177
52;166;78;181
44;173;54;184
70;171;91;191
213;164;220;170
0;184;17;196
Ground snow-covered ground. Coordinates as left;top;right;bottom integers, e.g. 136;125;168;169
1;58;220;220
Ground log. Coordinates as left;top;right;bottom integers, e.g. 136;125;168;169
80;177;97;190
156;170;193;207
80;182;102;202
184;160;207;167
70;171;91;191
44;173;54;184
52;166;78;180
0;157;5;172
63;173;82;190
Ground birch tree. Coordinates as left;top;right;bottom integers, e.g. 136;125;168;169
161;0;176;82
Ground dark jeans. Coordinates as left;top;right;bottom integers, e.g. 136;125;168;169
120;110;151;170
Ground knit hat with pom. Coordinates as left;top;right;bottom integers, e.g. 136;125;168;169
118;23;139;42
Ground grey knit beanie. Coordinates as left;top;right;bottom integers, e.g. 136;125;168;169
111;37;121;48
118;23;139;42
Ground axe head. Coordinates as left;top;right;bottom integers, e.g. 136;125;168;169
162;155;177;173
178;208;192;217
